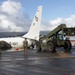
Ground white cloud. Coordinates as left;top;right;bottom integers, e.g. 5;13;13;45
0;0;75;32
0;0;31;32
1;0;21;15
41;15;75;31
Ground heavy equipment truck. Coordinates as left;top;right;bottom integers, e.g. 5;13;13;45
36;24;75;52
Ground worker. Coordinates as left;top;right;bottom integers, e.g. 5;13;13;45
23;38;28;54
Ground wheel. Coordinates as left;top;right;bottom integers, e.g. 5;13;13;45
64;40;72;52
31;44;34;49
47;41;56;52
36;41;42;52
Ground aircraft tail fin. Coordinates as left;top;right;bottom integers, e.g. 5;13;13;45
22;6;42;41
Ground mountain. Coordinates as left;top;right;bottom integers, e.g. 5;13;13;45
0;31;49;38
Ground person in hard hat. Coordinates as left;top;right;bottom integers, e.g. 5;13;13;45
23;38;28;54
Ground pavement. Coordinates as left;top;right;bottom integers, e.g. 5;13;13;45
0;48;75;75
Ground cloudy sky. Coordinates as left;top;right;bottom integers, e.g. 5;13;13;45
0;0;75;32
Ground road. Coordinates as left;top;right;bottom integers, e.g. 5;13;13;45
0;48;75;75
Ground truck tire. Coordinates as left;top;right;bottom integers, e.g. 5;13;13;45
64;40;72;52
47;41;56;52
36;42;41;52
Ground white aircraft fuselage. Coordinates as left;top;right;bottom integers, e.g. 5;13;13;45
0;37;34;48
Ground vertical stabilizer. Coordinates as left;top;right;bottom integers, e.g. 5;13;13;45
22;6;42;41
